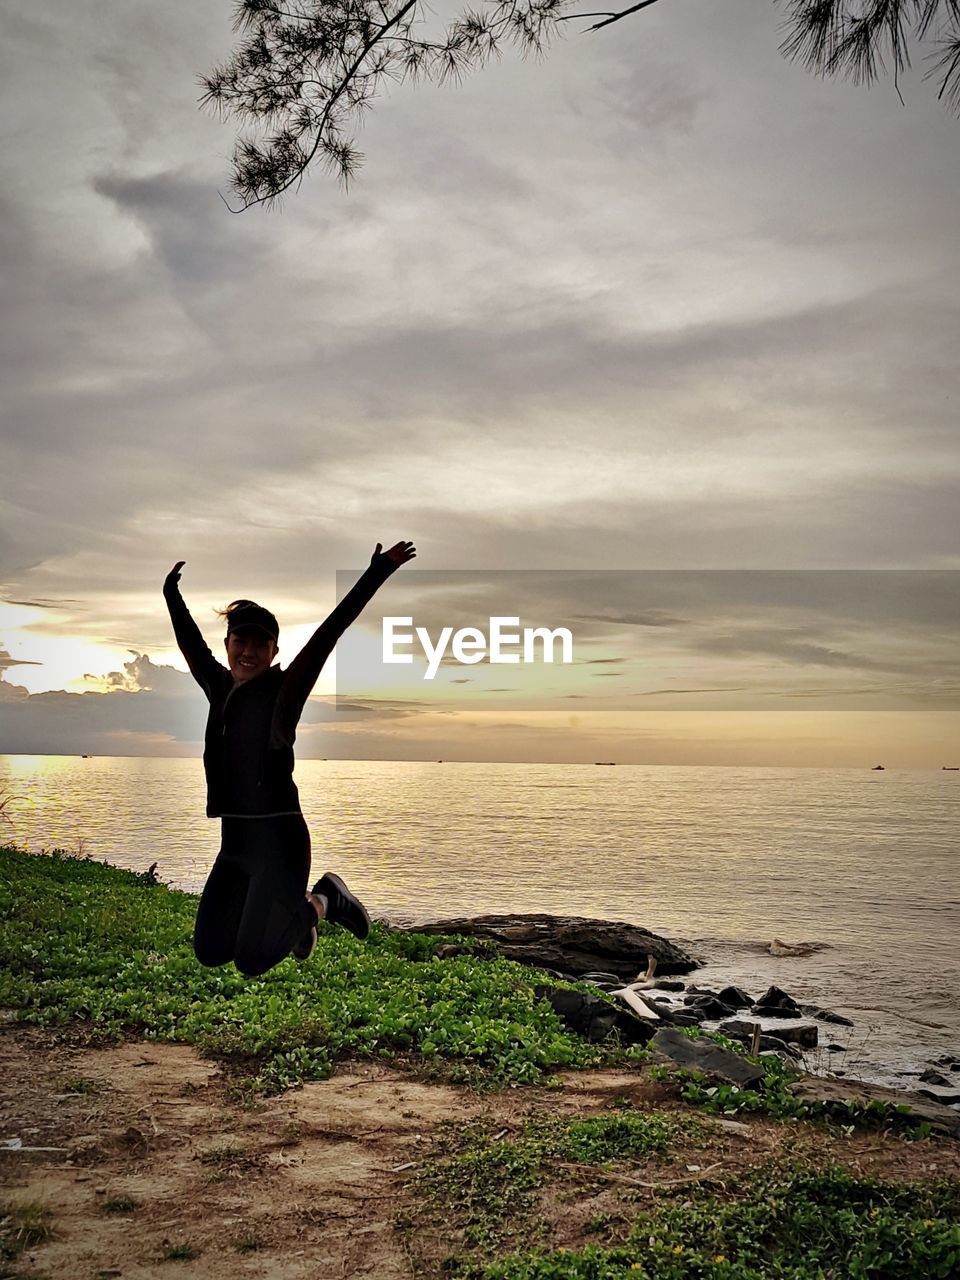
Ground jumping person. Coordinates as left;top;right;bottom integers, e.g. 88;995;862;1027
163;541;416;976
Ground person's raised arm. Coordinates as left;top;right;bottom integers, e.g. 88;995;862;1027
163;561;229;698
275;541;416;733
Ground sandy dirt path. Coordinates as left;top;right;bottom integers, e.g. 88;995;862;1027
3;1024;959;1279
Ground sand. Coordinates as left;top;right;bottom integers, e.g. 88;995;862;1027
3;1023;959;1279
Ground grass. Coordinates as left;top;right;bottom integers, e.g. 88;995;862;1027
412;1117;960;1278
101;1196;137;1215
198;1143;245;1165
0;844;616;1091
162;1242;198;1262
449;1167;960;1279
0;1203;51;1264
2;846;959;1278
0;845;946;1134
0;790;16;828
57;1074;101;1095
648;1032;936;1135
198;1142;249;1182
413;1108;703;1253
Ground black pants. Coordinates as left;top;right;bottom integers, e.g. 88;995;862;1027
193;814;316;977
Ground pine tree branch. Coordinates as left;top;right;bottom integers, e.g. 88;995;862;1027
559;0;664;33
226;0;421;208
204;0;960;207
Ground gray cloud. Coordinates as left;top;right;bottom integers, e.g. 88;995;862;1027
0;648;41;674
0;649;428;755
1;0;959;756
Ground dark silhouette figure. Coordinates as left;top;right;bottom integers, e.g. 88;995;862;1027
163;541;415;975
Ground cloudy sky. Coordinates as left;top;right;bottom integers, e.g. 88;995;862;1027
1;0;958;764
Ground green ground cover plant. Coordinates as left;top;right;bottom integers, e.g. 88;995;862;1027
0;845;939;1136
450;1167;960;1279
414;1109;701;1251
55;1075;101;1095
4;847;959;1279
651;1052;933;1135
0;846;611;1089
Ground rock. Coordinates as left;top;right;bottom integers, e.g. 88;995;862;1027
802;1005;854;1026
663;1011;705;1028
687;996;737;1020
789;1076;960;1138
825;1043;846;1053
758;1035;802;1059
713;1023;802;1058
716;986;754;1009
405;914;700;979
651;1027;764;1086
817;1010;854;1026
919;1069;951;1087
756;986;799;1011
712;1118;753;1135
758;1048;796;1065
535;986;617;1042
612;1008;657;1047
719;1018;818;1049
779;1024;818;1050
656;980;687;992
751;1004;801;1019
917;1087;960;1106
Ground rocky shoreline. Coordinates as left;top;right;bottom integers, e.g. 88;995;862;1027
405;912;960;1126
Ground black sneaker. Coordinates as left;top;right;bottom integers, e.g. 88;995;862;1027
312;872;370;941
291;923;317;961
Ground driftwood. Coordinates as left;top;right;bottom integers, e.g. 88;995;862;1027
612;985;661;1021
629;954;658;988
554;1160;724;1189
609;954;662;1020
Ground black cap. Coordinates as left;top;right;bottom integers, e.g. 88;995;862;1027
226;603;279;642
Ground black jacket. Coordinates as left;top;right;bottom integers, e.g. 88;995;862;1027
165;557;397;818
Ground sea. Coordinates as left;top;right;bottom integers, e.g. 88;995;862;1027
2;754;957;1094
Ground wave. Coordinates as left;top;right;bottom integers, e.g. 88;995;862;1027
680;936;833;955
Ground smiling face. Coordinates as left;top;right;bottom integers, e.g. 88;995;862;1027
224;627;279;684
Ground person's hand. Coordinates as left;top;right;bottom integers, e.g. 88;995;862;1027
164;561;186;594
373;541;416;568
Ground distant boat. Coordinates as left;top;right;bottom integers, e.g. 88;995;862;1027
871;765;885;770
594;762;616;766
943;766;959;771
